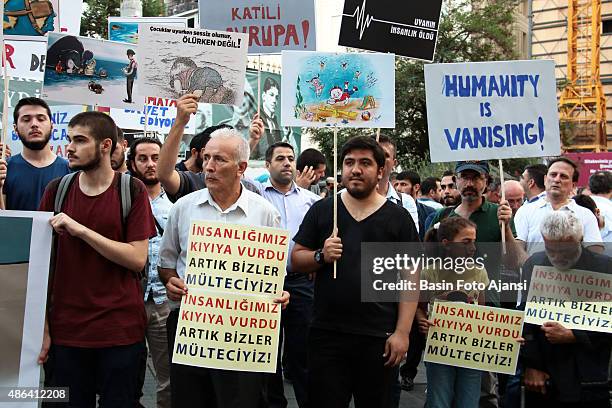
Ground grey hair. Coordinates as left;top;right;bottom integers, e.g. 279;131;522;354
540;211;583;241
210;128;250;163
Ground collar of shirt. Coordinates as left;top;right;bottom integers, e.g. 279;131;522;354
537;197;576;212
262;180;299;196
453;197;491;214
150;188;166;203
528;191;546;203
194;187;249;216
385;182;401;204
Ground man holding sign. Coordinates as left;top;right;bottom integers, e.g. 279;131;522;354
158;128;289;408
520;211;611;407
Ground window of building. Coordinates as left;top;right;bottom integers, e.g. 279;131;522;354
603;19;612;35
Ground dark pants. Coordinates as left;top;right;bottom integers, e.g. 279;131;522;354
49;342;144;408
166;308;267;408
308;328;397;408
268;274;314;408
126;76;134;102
525;393;610;408
400;321;425;380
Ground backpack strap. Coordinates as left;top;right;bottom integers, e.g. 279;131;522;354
119;172;132;227
54;172;79;214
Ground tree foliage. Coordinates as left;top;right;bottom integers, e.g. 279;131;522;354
309;0;518;173
143;0;165;17
80;0;120;38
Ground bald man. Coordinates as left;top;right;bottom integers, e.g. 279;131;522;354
504;180;525;216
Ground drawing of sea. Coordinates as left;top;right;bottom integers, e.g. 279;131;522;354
109;22;139;44
137;25;247;106
43;33;141;109
281;51;395;128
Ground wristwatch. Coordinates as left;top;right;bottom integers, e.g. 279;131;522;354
314;248;326;265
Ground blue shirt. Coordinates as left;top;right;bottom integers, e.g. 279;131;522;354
145;189;173;304
261;181;320;273
3;154;70;210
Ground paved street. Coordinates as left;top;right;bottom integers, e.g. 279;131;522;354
141;358;427;407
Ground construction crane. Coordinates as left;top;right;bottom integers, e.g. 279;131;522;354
559;0;607;152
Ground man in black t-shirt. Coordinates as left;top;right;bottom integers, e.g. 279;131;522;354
292;136;419;407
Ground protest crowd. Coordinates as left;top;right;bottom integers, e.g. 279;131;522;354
0;93;610;408
1;2;612;408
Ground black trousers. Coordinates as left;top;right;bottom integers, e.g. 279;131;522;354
308;328;397;408
399;321;425;380
525;392;610;408
126;77;134;102
166;308;267;408
49;342;144;408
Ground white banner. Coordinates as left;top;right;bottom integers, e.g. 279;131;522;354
424;60;561;162
2;38;48;81
110;102;197;134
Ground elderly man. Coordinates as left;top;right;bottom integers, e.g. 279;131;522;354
520;212;611;408
158;128;290;408
504;180;525;216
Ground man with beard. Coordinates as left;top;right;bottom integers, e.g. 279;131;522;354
174;130;209;173
440;170;460;206
291;136;419;407
111;127;129;173
260;142;320;408
3;97;70;210
128;137;172;408
520;212;611;407
37;112;156;406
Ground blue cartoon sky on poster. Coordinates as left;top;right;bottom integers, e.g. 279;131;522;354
281;51;395;128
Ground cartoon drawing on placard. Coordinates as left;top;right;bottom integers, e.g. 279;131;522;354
43;33;141;109
137;25;248;106
282;51;395;128
3;0;56;36
108;17;187;44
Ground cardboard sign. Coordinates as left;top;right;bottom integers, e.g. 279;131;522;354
424;60;561;162
43;34;141;109
565;152;612;187
136;25;248;106
108;17;187;44
173;221;289;372
423;302;524;375
281;51;395;128
2;38;48;81
0;211;53;408
198;0;316;54
524;265;612;333
3;0;83;37
338;0;442;62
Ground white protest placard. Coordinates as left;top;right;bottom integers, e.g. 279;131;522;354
108;17;187;44
424;60;561;162
198;0;316;54
2;38;48;81
136;25;248;106
110;104;197;134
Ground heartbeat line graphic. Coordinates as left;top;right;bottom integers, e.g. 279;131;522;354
343;0;438;40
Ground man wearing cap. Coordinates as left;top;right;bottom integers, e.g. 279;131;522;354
427;160;517;408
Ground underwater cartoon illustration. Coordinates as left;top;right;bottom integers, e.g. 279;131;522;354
281;51;395;128
3;0;56;36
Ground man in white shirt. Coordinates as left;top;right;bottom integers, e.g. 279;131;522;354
519;164;547;204
588;171;612;242
158;128;289;408
514;158;603;254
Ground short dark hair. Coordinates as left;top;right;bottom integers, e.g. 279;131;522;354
589;171;612;195
13;97;52;124
421;177;441;195
297;148;326;172
263;77;279;93
116;126;124;142
524;164;547;189
397;170;420;186
127;49;135;56
372;134;397;158
68;112;118;154
487;177;501;191
547;157;579;183
340;136;385;169
573;194;598;216
128;137;162;162
441;170;456;183
265;142;294;162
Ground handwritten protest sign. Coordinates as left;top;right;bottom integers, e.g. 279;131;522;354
338;0;442;61
424;60;561;162
136;25;248;106
198;0;316;54
423;302;524;375
173;221;289;372
524;265;612;333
